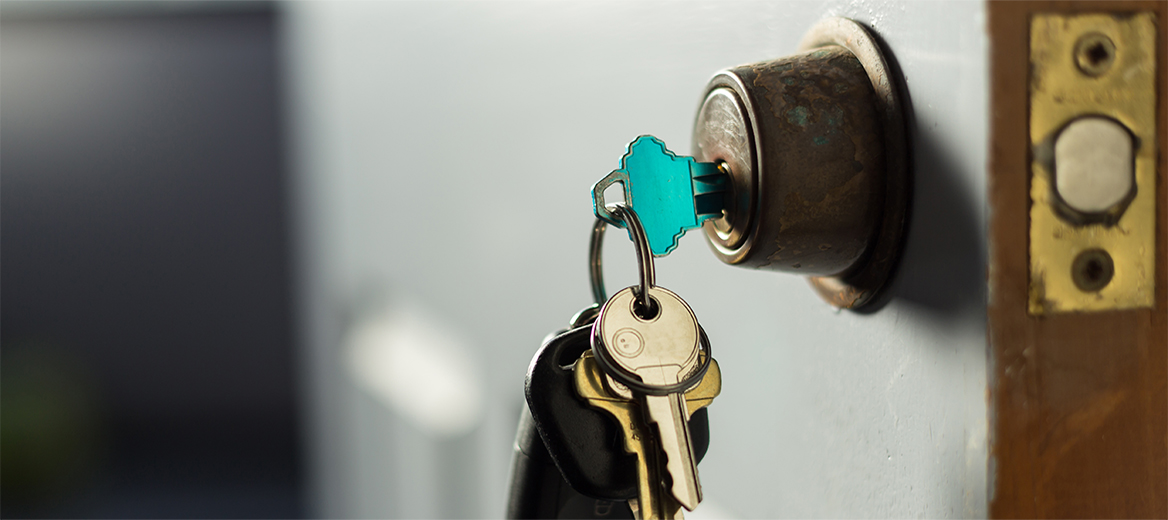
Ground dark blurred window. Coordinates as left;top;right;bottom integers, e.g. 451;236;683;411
1;2;302;517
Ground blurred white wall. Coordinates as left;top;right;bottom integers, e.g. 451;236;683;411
282;1;989;517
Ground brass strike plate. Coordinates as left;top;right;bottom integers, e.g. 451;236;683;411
1029;13;1158;315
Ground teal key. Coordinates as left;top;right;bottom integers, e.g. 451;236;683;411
592;135;729;257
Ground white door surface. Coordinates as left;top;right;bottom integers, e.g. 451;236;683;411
284;2;989;517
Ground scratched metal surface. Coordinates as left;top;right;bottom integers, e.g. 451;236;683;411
284;1;988;517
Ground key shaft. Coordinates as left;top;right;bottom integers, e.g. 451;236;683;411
644;393;701;509
575;354;681;519
594;285;707;510
575;352;721;520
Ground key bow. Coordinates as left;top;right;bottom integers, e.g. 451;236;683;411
592;136;728;257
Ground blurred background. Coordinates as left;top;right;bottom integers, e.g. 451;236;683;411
2;1;989;518
2;2;299;516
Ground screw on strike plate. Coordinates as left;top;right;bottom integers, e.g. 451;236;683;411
1072;248;1115;292
1075;33;1116;77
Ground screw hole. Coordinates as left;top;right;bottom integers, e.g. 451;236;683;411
1085;42;1110;66
1075;33;1115;76
1072;249;1114;292
1084;259;1104;281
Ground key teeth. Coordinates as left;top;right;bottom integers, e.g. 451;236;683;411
646;395;702;512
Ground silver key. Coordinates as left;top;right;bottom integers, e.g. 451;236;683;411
593;284;704;511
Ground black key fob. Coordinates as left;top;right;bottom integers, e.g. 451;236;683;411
505;401;634;519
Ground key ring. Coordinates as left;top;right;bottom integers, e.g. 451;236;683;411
589;218;607;307
589;204;655;312
568;218;610;328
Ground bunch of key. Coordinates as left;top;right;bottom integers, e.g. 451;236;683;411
507;137;727;520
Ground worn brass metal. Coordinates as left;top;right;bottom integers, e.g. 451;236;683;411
1029;13;1157;314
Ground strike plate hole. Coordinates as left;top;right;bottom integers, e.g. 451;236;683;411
1086;43;1109;65
1075;33;1115;76
632;295;660;320
1072;249;1114;292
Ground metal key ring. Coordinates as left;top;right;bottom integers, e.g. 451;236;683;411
589;218;607;307
589;204;655;311
595;326;713;396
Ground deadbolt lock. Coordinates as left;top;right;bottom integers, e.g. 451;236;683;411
692;18;910;309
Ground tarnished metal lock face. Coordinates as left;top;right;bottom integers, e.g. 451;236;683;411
692;18;910;309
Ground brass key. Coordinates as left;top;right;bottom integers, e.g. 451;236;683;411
574;350;721;520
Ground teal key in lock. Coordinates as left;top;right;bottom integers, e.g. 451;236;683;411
593;135;729;256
